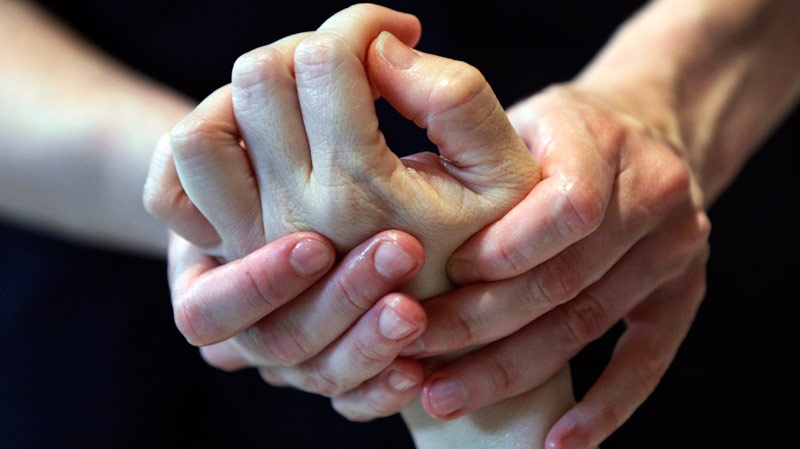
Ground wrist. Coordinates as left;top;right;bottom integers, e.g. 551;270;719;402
572;0;800;205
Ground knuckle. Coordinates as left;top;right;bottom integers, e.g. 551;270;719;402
329;275;375;318
485;351;522;397
427;62;490;125
351;335;390;372
559;291;610;348
172;293;212;346
553;176;606;240
169;118;216;162
442;306;489;349
245;320;312;366
235;259;285;312
302;368;342;397
530;251;583;309
294;33;347;79
232;46;285;91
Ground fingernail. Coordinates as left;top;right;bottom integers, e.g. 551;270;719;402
428;377;467;417
388;370;418;391
379;303;417;340
399;338;424;357
374;241;417;280
290;239;332;277
447;257;478;283
377;31;418;70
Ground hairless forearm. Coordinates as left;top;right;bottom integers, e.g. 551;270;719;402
575;0;800;205
0;0;194;255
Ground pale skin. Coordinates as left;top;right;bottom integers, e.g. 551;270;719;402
3;0;799;447
148;1;800;448
148;6;580;448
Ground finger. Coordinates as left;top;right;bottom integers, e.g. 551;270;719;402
415;213;709;419
367;31;539;202
331;358;426;422
170;85;264;260
168;231;336;346
257;293;426;397
545;262;706;449
231;32;312;231
288;4;421;180
143;134;220;250
214;230;424;367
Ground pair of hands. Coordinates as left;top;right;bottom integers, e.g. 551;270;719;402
144;4;710;448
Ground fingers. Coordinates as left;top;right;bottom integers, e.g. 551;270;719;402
367;31;539;200
331;358;426;421
169;85;264;260
203;230;424;368
255;292;426;398
412;210;709;420
143;134;220;250
545;262;706;449
231;32;312;224
168;231;336;346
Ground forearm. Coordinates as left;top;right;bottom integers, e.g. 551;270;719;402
573;0;800;205
0;0;194;256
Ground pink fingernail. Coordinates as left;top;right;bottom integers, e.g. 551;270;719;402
379;304;416;340
290;239;332;277
388;370;418;391
374;241;417;280
377;31;418;70
428;377;467;417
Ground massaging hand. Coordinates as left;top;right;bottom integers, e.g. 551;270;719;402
404;82;711;448
144;3;539;418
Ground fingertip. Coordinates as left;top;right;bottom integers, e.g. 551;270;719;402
378;293;427;341
421;376;469;420
546;409;599;449
290;237;335;277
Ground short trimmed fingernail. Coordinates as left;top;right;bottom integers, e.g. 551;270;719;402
388;370;418;391
379;303;416;340
377;31;418;70
428;377;467;417
374;241;417;280
290;239;332;277
399;338;424;357
448;257;478;283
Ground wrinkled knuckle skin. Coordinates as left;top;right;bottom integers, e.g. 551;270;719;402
486;352;521;398
428;62;489;124
302;368;342;398
169;118;216;162
533;252;582;309
560;292;609;349
232;46;284;92
557;176;605;239
172;292;212;347
245;322;312;367
294;33;348;81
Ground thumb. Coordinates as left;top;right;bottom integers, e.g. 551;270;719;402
367;31;540;197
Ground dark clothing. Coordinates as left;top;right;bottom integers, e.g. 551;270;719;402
1;1;796;447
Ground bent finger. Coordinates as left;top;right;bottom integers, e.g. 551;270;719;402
257;293;426;398
169;231;336;346
143;134;220;250
331;358;425;422
368;31;539;202
170;85;264;260
222;231;424;367
545;263;706;449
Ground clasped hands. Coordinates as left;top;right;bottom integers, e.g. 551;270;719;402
144;4;710;448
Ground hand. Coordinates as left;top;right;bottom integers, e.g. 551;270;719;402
400;84;710;448
144;3;539;419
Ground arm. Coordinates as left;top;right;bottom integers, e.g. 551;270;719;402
145;5;578;448
410;1;800;448
0;0;193;256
